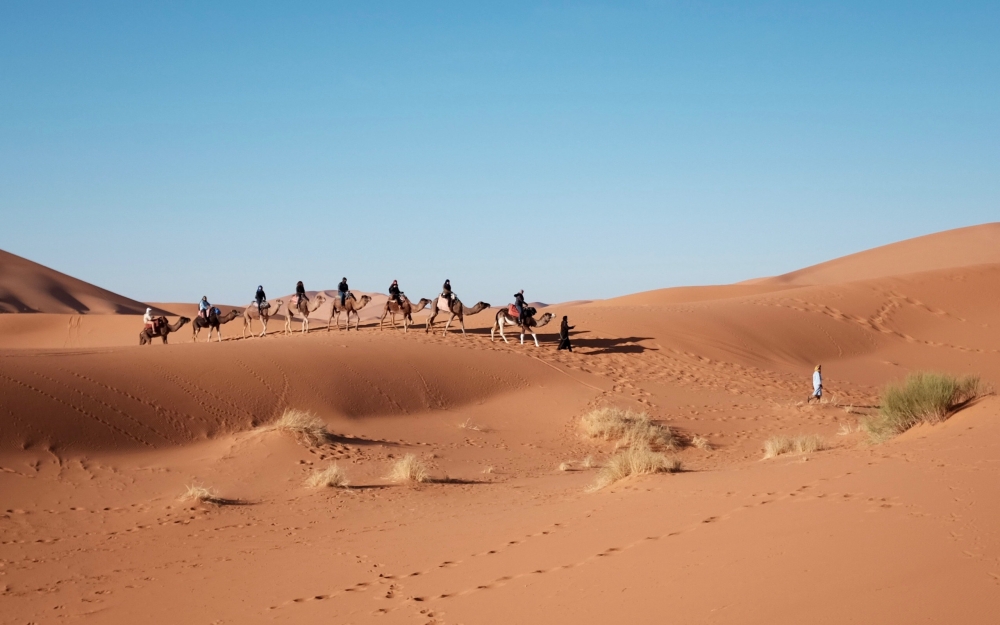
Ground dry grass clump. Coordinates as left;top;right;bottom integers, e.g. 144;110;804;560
762;434;826;459
588;446;682;491
862;373;984;442
580;407;675;449
385;454;430;484
690;434;711;450
582;455;596;468
267;408;330;445
558;462;572;471
180;485;222;504
306;463;349;489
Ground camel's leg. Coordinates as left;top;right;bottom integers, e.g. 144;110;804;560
217;327;223;343
460;317;466;334
520;332;525;345
498;319;510;344
260;317;267;338
443;314;454;335
531;331;539;347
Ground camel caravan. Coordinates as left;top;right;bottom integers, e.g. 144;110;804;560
140;279;562;348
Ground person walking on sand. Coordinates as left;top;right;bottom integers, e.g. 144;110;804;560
557;315;575;352
807;365;823;403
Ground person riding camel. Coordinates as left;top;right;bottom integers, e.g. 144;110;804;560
388;280;402;305
255;285;267;314
143;307;155;328
199;296;212;321
295;281;308;307
338;277;349;307
514;290;527;324
441;279;454;305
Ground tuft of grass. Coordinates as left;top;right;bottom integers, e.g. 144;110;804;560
458;418;484;431
267;408;330;446
862;373;983;442
580;407;675;449
691;434;711;450
837;421;861;436
558;462;573;471
762;434;826;459
385;454;430;484
306;463;349;489
180;485;221;504
482;465;495;474
581;455;596;468
588;446;681;491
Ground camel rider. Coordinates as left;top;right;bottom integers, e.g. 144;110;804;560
441;279;454;303
388;280;401;305
338;277;349;307
295;281;307;306
514;290;526;324
255;285;266;314
199;296;212;321
143;307;155;328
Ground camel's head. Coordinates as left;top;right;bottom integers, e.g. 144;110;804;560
315;293;327;303
178;317;191;326
360;295;372;304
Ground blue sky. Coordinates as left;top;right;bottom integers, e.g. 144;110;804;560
1;2;997;306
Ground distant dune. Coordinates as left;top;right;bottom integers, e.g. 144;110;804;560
0;248;159;314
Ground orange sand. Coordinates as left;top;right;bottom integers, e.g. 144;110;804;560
2;224;1000;623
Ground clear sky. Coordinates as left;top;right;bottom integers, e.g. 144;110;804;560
1;2;997;306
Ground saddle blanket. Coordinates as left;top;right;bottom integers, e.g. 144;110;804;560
437;296;451;312
508;304;519;317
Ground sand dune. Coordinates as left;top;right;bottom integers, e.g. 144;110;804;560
3;225;1000;623
0;249;159;314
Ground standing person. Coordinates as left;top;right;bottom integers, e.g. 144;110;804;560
199;296;212;321
255;285;267;314
513;290;526;324
337;277;349;307
557;315;575;352
808;365;823;403
388;280;401;305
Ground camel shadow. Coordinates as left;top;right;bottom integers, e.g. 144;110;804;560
570;333;656;355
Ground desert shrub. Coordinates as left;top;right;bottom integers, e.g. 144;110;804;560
863;373;982;441
690;434;711;450
580;407;675;449
762;434;825;459
180;485;221;504
306;463;349;488
385;454;430;484
266;408;329;445
588;446;681;491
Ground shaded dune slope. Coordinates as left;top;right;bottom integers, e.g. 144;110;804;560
0;249;158;314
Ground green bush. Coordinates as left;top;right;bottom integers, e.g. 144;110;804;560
863;373;981;441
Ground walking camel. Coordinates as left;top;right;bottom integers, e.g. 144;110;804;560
192;309;241;343
242;300;283;338
139;317;190;345
327;293;373;331
379;295;431;332
491;306;554;347
426;296;490;335
284;294;327;335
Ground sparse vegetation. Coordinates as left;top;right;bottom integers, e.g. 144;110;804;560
762;434;826;459
266;408;330;446
306;463;349;489
588;446;682;491
580;407;675;449
837;421;861;436
691;434;711;450
180;485;222;504
582;455;596;468
458;418;485;432
558;462;572;471
482;466;495;474
862;373;984;442
385;454;430;484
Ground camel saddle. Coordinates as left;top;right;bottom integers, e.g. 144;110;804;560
437;296;451;312
146;317;167;334
507;304;519;317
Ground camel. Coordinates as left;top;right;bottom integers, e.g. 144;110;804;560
491;306;554;347
425;295;490;335
284;294;327;335
379;295;431;332
139;317;190;345
242;299;283;338
192;308;241;343
327;293;373;331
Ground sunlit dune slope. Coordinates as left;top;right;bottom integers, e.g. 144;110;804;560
0;249;160;314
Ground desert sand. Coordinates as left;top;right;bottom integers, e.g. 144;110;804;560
2;224;1000;624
